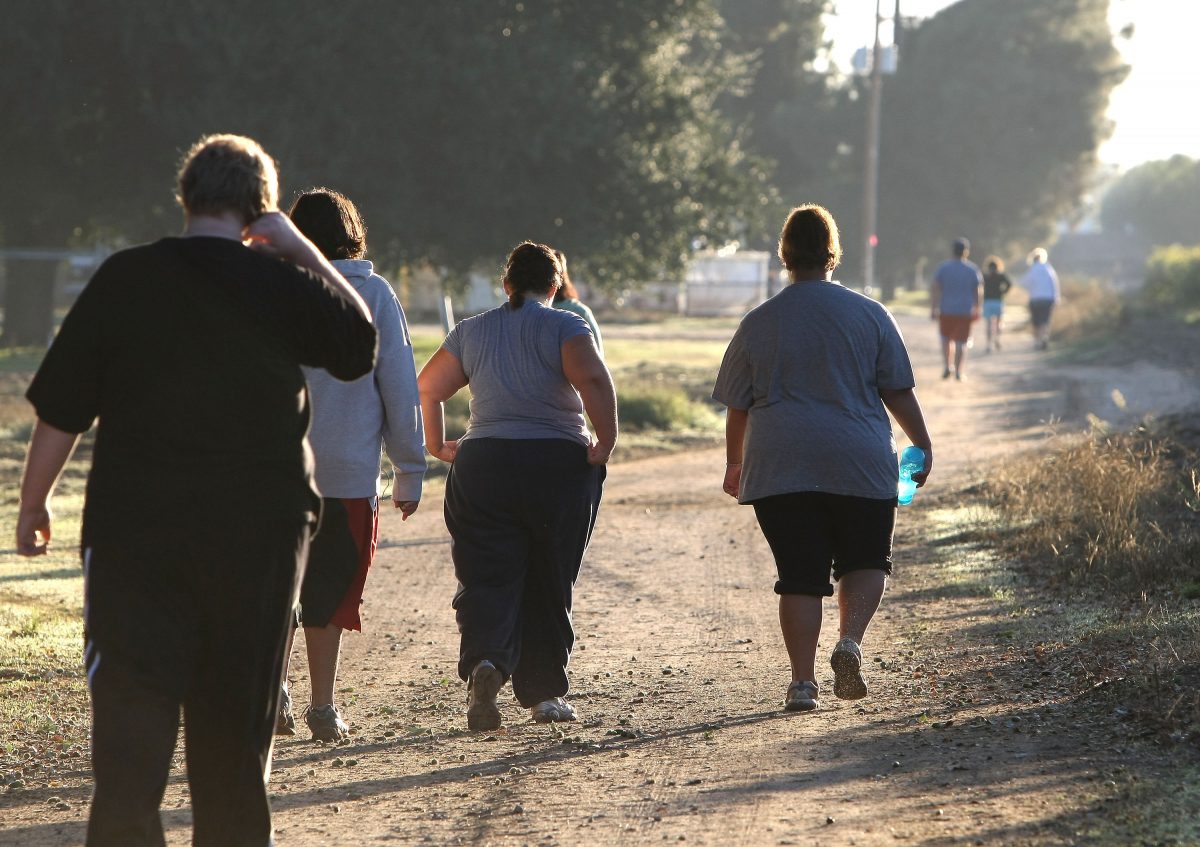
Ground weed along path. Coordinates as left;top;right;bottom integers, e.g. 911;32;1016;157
3;313;1198;845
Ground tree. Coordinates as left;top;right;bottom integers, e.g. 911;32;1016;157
863;0;1128;283
1099;155;1200;246
0;0;773;344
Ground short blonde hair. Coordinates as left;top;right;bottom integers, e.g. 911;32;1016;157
778;204;842;277
176;134;279;224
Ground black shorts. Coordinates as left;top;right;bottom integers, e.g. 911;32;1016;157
1029;299;1055;327
751;492;896;597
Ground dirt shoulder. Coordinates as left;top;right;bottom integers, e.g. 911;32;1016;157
2;314;1198;846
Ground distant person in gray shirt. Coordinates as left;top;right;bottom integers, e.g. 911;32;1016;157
418;241;616;731
713;204;933;714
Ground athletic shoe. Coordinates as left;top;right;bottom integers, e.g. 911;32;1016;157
830;638;868;700
304;704;349;742
531;697;578;723
784;680;819;712
466;660;504;731
942;368;952;379
275;686;296;736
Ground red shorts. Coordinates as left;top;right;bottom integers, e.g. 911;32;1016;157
299;497;379;631
939;314;974;344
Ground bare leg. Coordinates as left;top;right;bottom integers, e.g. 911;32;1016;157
779;594;823;682
940;336;952;375
837;569;886;645
954;341;966;377
304;624;344;707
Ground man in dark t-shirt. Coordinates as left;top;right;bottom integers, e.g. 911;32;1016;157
16;134;376;847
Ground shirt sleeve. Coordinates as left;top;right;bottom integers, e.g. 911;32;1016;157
712;329;754;410
25;257;116;433
875;308;916;391
270;262;377;382
373;280;425;502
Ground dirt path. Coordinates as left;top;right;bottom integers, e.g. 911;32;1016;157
3;313;1197;845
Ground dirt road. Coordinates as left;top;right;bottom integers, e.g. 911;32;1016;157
3;311;1196;845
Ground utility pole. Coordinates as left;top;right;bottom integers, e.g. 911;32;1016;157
862;0;884;295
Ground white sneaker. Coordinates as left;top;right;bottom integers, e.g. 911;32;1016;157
531;697;577;723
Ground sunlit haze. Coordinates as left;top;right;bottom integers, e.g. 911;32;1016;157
822;0;1200;170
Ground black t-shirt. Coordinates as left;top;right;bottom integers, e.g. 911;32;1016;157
982;271;1012;301
27;237;377;548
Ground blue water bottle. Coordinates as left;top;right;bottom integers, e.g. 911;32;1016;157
897;446;925;505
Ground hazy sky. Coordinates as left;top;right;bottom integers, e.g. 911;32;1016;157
822;0;1197;170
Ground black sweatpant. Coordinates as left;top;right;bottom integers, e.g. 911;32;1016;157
444;438;605;707
82;511;310;847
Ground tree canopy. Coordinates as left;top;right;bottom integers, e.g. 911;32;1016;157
1099;155;1200;247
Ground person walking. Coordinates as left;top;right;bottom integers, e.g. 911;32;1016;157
1021;247;1061;350
552;249;604;358
417;241;616;730
930;237;983;380
274;188;425;742
713;204;932;714
981;256;1013;353
15;134;376;846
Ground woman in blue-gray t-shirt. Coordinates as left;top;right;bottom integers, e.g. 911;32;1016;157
713;204;933;714
418;241;617;731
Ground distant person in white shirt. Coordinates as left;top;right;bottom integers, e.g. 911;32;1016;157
1020;247;1061;350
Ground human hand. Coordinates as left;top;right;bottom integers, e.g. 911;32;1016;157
393;499;419;520
912;449;932;488
430;440;458;463
587;440;614;465
16;503;51;556
722;463;742;499
244;212;308;261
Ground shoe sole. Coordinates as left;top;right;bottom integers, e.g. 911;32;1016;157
784;698;817;712
467;664;504;731
831;648;868;701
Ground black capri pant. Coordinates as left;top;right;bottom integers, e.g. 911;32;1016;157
752;491;895;598
444;437;605;707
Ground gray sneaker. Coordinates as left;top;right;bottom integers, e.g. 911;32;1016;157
275;686;296;736
466;660;504;731
830;638;868;700
784;680;819;712
531;697;577;723
304;704;349;742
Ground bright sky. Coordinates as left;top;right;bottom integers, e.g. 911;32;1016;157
822;0;1200;170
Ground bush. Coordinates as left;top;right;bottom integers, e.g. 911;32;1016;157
1143;244;1200;310
985;419;1200;594
617;386;717;432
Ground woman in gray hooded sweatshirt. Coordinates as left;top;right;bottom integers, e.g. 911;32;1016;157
276;188;425;741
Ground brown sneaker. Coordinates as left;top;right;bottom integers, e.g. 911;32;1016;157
466;660;504;731
830;638;868;700
784;680;819;712
304;704;349;742
275;686;296;736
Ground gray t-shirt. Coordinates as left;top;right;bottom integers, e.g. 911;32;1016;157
443;301;592;445
712;281;915;502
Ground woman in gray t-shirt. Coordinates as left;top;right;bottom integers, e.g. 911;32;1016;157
713;204;933;714
418;241;617;731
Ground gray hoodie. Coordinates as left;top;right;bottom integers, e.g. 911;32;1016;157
303;259;424;502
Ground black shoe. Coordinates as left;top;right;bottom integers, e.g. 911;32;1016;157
467;660;504;731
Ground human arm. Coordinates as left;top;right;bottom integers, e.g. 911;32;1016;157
16;420;82;556
562;335;617;464
417;347;469;464
244;212;372;326
880;387;933;487
722;407;748;498
374;288;425;517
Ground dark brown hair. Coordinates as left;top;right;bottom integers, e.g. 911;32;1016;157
984;255;1005;273
288;188;367;260
175;133;279;225
504;241;562;308
778;204;842;278
552;249;580;302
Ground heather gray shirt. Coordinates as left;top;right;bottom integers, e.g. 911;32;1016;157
712;281;915;502
443;301;592;445
303;259;425;501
